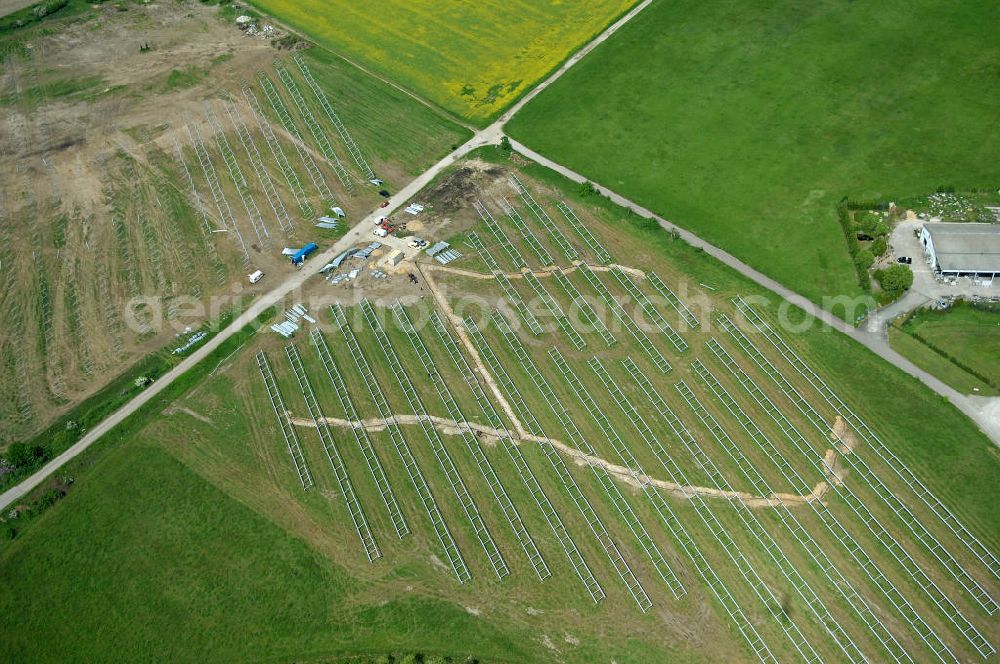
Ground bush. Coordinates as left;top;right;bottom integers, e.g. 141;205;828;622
499;135;511;151
871;237;887;257
835;202;871;291
874;264;913;294
858;213;879;235
37;489;65;510
843;198;889;211
3;443;48;470
272;35;301;50
854;249;874;272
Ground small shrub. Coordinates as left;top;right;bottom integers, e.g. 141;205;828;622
37;489;65;510
3;443;48;470
874;264;913;295
272;34;301;50
871;237;887;256
854;249;874;272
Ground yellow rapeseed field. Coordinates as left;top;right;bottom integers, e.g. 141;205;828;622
250;0;636;123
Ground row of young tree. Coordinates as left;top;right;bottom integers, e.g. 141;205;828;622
836;200;913;303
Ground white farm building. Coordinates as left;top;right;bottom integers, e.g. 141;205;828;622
919;223;1000;278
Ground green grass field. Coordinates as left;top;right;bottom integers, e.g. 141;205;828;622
3;151;998;662
507;0;1000;306
890;302;1000;396
0;443;537;663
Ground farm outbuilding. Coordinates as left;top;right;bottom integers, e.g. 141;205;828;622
385;249;405;266
920;223;1000;277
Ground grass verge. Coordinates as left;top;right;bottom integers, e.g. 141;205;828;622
889;301;1000;396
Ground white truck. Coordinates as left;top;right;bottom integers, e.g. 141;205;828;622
248;269;264;284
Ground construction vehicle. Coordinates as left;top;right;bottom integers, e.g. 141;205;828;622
374;216;396;238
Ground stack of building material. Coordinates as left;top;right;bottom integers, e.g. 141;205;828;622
272;303;313;337
171;330;208;355
434;248;462;264
271;321;298;337
385;249;404;266
354;241;381;260
426;241;449;257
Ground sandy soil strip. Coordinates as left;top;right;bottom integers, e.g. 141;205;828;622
426;261;643;281
166;406;214;424
289;412;834;509
417;260;852;508
420;264;533;440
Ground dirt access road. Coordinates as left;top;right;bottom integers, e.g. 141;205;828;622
4;0;997;510
865;219;1000;336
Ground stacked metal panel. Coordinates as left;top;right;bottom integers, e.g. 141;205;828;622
434;249;462;264
353;241;381;260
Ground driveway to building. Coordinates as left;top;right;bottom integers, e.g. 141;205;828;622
865;219;1000;336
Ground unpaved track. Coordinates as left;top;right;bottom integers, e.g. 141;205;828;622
3;0;996;510
288;412;833;508
428;261;640;281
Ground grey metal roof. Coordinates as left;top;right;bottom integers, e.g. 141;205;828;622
925;223;1000;273
426;241;449;257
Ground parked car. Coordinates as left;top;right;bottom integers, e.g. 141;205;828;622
896;256;912;264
